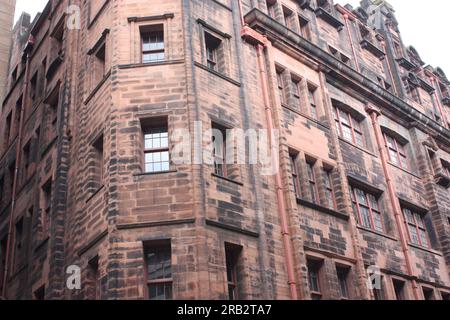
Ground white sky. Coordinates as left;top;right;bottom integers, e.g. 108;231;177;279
14;0;450;75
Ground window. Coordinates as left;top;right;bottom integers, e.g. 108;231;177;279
225;243;243;300
87;256;100;300
441;160;450;177
307;259;323;300
14;97;22;138
403;79;421;104
323;168;336;210
422;287;434;300
22;140;32;184
392;279;406;300
282;6;295;30
266;0;277;19
204;32;221;71
291;77;301;110
384;133;408;170
393;40;403;58
34;285;45;300
91;134;104;190
351;187;383;232
441;291;450;300
333;107;364;147
30;71;38;103
276;69;286;105
336;266;350;299
41;179;52;235
299;16;311;40
14;218;24;271
141;25;165;63
402;207;429;248
11;66;17;84
372;275;385;300
145;241;172;300
307;159;319;204
142;118;170;174
308;86;318;120
4;111;12;149
94;42;106;84
290;153;301;198
212;122;227;177
45;87;59;144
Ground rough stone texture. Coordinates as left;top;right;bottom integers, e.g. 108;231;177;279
0;0;449;300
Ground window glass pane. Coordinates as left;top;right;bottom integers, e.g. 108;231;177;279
147;249;171;280
403;209;414;224
356;189;367;206
149;283;172;300
355;132;364;147
389;150;399;165
408;225;419;245
360;207;372;228
339;111;350;125
419;230;428;248
342;125;352;142
373;212;383;232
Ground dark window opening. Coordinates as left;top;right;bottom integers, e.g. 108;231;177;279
87;256;101;300
11;66;18;84
225;243;243;300
205;32;222;72
34;285;45;300
307;259;323;300
14;218;24;271
91;134;104;190
336;266;350;299
299;16;311;40
323;167;336;210
290;152;301;198
422;287;434;300
22;140;31;184
4;111;12;150
145;240;172;300
393;279;406;300
94;42;106;84
141;24;165;63
266;0;277;19
30;71;38;103
41;179;52;235
306;158;319;204
282;6;295;30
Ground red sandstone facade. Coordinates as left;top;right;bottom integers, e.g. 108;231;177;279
0;0;449;300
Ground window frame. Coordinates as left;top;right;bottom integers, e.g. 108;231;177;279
351;187;383;232
402;207;430;248
290;152;301;198
333;107;364;147
276;69;286;105
142;120;170;174
383;133;409;170
225;243;242;301
144;241;173;300
323;167;337;210
212;122;228;177
306;160;320;205
336;266;350;299
140;24;165;64
307;258;323;300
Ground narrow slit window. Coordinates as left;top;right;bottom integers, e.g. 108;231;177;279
225;243;243;300
205;32;222;72
307;259;323;300
212;122;227;177
306;159;319;204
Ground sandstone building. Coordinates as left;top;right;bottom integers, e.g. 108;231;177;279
0;0;16;111
0;0;449;300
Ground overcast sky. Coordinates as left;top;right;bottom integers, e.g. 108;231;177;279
14;0;450;74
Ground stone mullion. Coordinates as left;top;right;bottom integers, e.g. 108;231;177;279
318;69;371;300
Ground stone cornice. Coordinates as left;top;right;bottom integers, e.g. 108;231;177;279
244;8;450;145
